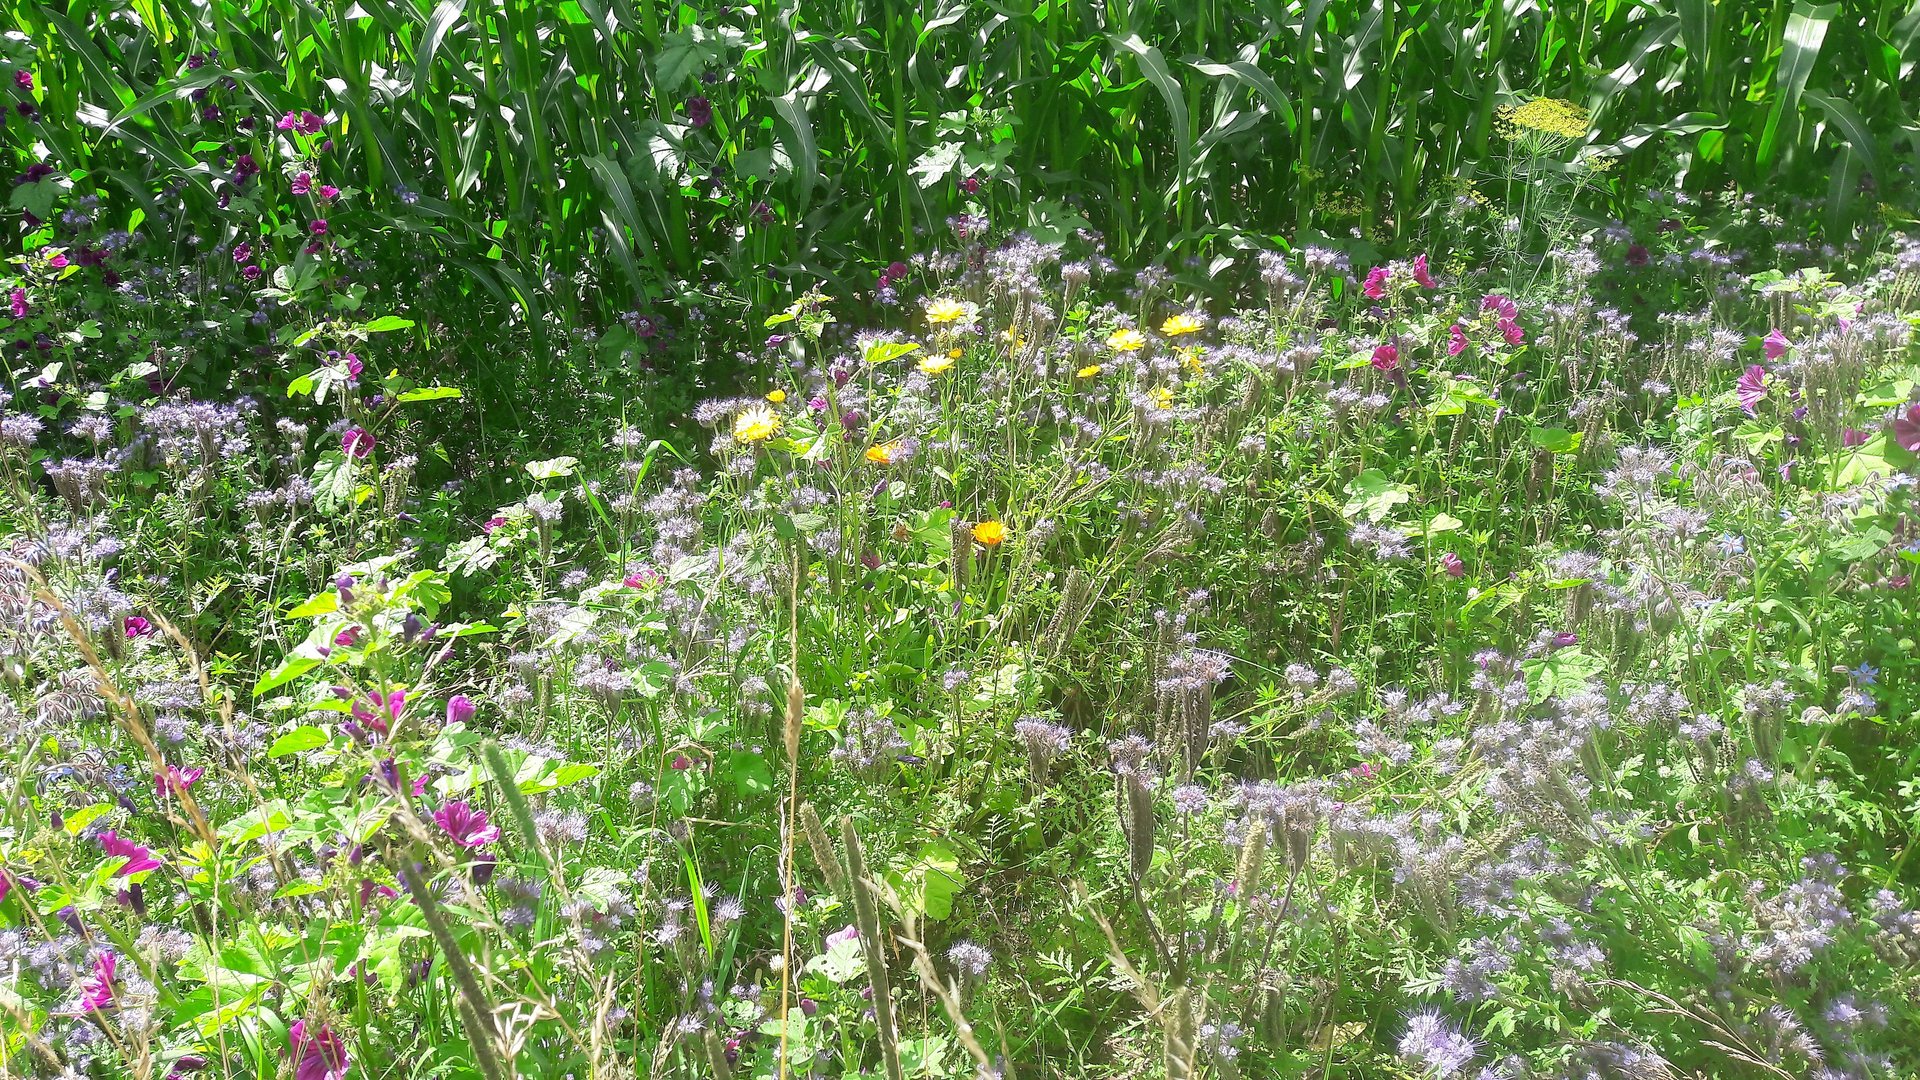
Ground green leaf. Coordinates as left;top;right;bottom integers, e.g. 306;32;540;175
1341;469;1413;522
525;456;579;479
268;726;330;758
1528;426;1582;453
727;751;775;798
396;386;463;402
862;339;922;366
356;315;416;333
253;655;321;696
285;591;339;619
883;839;966;922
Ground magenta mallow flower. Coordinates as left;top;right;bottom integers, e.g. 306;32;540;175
1411;254;1436;288
432;800;500;848
242;264;262;282
1480;293;1517;320
289;1020;350;1080
291;172;313;195
276;110;325;135
1362;266;1389;300
125;616;155;638
341;426;374;458
1550;631;1579;649
685;96;713;128
99;832;160;876
1439;552;1465;578
1842;428;1867;448
1369;344;1400;372
1735;365;1768;414
351;690;405;736
482;515;507;534
233;241;252;264
1893;404;1920;453
8;288;26;319
14;71;32;90
446;694;476;725
623;565;662;589
318;184;339;200
1763;328;1791;361
309;218;329;236
1447;324;1468;356
154;765;205;797
78;951;117;1013
1497;317;1524;347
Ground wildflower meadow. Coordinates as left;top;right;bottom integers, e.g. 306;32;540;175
4;3;1920;1079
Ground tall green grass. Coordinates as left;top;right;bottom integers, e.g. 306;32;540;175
5;0;1917;327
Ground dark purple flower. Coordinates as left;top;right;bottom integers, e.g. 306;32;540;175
432;800;501;848
350;689;404;735
341;426;374;458
1842;428;1867;447
1550;631;1579;649
289;1020;349;1080
685;96;713;128
291;172;313;195
242;264;262;282
1625;243;1650;267
960;176;981;195
15;71;33;90
309;218;329;236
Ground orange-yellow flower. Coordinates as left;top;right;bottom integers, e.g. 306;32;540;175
732;404;781;443
1151;386;1175;410
1161;313;1204;337
865;441;901;465
925;298;977;326
1107;328;1147;353
1076;364;1102;378
972;519;1008;547
766;388;787;403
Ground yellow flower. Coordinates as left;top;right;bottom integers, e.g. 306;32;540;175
1001;328;1027;350
1182;347;1206;375
1161;313;1204;337
1076;364;1103;378
766;388;787;403
924;298;975;326
1107;328;1147;353
1151;386;1174;410
919;352;956;375
732;404;781;444
948;347;964;358
972;519;1008;547
865;441;901;465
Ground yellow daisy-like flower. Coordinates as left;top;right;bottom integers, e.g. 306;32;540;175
924;298;974;325
865;441;901;465
947;347;964;359
1076;364;1103;378
1161;313;1204;337
972;519;1008;547
1151;386;1175;410
732;403;781;444
1182;348;1206;375
1107;328;1147;353
919;352;956;375
766;388;787;403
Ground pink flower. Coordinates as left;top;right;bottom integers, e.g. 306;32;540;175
1447;324;1468;356
411;775;429;798
351;690;405;736
233;242;253;263
276;110;300;130
291;172;313;195
1369;344;1400;372
1349;762;1378;779
1842;428;1867;447
446;694;476;725
481;515;507;534
14;71;33;90
1497;317;1525;347
623;565;661;589
78;951;117;1013
241;264;262;282
99;832;160;876
1551;631;1579;649
124;616;154;638
343;353;363;379
341;427;374;458
48;253;68;269
671;753;693;771
289;1020;350;1080
1763;328;1791;361
309;218;329;236
1479;293;1517;320
333;626;361;647
1411;254;1435;288
432;800;500;848
154;765;204;798
1894;404;1920;453
318;184;340;200
8;288;26;319
1439;552;1465;578
1735;365;1768;414
1362;266;1389;300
